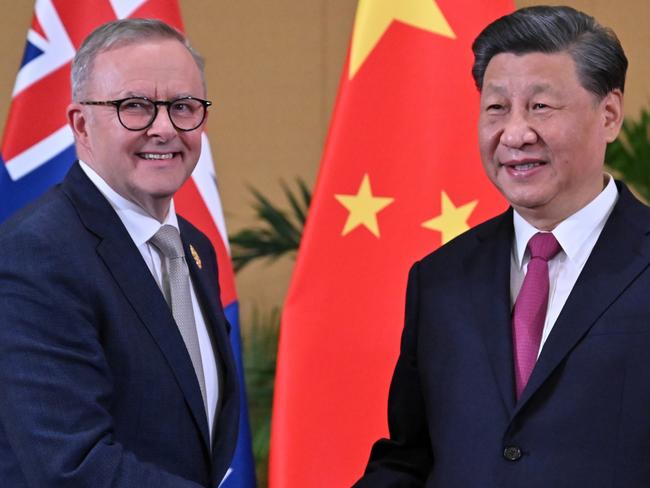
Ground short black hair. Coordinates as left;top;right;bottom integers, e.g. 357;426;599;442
472;5;627;98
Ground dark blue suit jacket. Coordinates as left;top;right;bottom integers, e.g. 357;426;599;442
0;163;239;487
355;181;650;487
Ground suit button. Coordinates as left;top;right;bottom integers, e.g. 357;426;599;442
503;446;522;461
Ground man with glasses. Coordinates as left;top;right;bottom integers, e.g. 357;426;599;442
0;19;239;487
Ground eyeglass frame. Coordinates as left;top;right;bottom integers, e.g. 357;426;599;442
79;96;212;132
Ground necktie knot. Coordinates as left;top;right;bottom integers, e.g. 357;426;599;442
527;232;561;262
150;225;184;259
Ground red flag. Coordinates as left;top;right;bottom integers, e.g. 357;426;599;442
270;1;512;486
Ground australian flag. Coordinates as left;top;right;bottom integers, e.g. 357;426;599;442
0;1;256;487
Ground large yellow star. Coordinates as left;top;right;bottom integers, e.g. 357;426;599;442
349;0;455;79
422;191;478;244
335;174;394;237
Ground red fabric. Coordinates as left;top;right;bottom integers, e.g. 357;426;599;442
1;64;69;160
270;1;513;486
175;178;237;306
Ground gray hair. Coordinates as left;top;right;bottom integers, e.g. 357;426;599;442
71;18;205;100
472;6;627;99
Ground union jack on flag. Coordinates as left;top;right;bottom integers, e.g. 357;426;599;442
0;1;256;486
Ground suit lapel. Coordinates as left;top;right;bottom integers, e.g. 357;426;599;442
181;238;232;373
465;210;517;414
515;184;650;411
61;164;211;449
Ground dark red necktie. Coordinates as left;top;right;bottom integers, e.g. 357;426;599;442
512;232;561;399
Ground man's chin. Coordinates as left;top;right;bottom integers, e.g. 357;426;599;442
139;171;191;195
505;189;553;213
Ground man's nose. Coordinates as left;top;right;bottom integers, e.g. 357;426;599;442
146;105;177;138
499;109;537;148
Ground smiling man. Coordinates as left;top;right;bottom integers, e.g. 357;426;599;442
355;6;650;488
0;19;239;487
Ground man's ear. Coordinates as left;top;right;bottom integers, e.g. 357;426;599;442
602;89;624;143
67;102;90;149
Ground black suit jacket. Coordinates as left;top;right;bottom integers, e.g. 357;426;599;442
0;163;239;487
355;181;650;487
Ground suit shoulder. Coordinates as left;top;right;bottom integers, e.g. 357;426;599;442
615;180;650;221
416;210;510;270
0;185;80;248
0;187;95;286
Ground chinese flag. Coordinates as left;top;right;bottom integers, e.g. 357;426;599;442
270;1;512;486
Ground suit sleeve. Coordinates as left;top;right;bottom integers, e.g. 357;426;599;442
354;262;433;487
0;229;204;488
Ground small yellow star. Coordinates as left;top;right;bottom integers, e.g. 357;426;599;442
349;0;455;79
422;191;478;244
335;174;394;237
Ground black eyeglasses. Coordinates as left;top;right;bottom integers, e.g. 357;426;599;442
80;96;212;131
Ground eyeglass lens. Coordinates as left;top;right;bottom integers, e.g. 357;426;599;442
118;98;206;131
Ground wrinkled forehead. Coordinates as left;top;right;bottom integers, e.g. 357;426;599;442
87;37;206;92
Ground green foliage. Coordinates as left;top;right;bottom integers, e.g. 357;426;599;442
606;108;650;201
242;307;281;487
231;179;311;484
229;179;311;273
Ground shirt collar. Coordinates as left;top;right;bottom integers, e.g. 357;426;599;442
512;174;618;269
79;160;179;247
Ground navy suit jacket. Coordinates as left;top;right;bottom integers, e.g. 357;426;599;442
0;163;239;487
355;181;650;487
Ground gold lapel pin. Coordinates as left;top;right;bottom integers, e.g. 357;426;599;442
189;244;202;269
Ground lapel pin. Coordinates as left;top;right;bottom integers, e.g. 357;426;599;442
189;244;202;269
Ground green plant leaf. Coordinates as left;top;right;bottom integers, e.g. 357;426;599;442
606;107;650;202
229;179;312;272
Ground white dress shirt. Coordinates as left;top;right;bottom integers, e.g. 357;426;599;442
510;175;618;357
79;161;219;440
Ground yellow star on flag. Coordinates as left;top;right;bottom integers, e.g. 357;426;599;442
349;0;456;79
335;174;394;237
422;191;478;244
